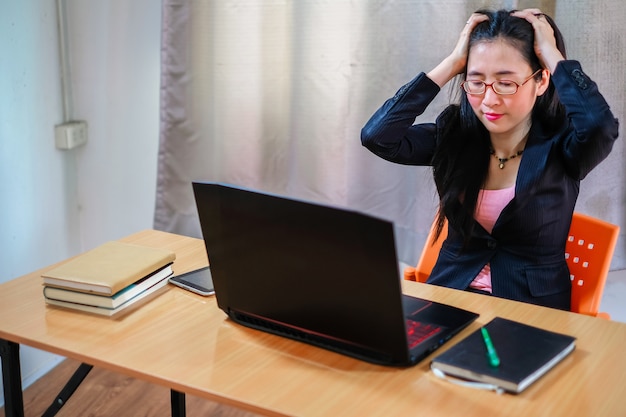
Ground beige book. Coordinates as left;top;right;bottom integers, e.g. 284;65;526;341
43;264;173;308
41;241;176;295
44;277;170;316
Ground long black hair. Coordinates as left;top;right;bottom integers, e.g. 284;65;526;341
431;9;567;246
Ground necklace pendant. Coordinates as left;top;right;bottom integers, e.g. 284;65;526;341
490;147;524;170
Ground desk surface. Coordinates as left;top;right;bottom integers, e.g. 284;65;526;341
2;229;626;417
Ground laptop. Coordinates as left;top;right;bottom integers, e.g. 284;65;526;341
192;182;478;366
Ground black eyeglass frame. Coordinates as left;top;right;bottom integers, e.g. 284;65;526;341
461;69;543;95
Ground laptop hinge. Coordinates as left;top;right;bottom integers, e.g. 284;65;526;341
229;309;396;365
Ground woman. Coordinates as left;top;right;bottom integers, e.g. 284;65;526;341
360;9;619;310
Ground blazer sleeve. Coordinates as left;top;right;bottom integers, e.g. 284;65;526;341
551;60;620;180
360;72;441;166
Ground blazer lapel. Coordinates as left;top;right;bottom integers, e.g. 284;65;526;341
493;122;552;232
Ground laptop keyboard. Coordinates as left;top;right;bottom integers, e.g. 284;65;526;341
406;319;442;349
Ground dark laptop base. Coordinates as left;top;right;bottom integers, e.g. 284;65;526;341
192;182;478;367
228;294;477;366
228;308;400;365
402;295;477;364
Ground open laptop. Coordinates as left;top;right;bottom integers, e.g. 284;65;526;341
192;182;478;366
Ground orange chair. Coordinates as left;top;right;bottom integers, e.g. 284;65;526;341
403;217;446;283
404;212;620;318
566;212;619;318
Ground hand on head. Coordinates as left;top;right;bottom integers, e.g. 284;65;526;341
428;9;564;88
447;13;490;75
510;9;564;72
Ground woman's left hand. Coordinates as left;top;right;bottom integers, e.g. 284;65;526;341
511;9;565;72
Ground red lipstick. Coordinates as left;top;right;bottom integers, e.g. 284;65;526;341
484;113;503;121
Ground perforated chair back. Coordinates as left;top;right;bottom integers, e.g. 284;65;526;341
566;212;619;318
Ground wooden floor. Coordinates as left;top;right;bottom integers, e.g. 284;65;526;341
1;358;261;417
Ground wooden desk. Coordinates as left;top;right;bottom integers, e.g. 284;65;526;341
2;230;626;417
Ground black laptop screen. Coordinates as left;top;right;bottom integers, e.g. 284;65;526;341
192;182;413;364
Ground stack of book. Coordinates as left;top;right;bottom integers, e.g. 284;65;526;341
42;241;176;316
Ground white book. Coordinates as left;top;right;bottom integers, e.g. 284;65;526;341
44;265;173;309
44;272;171;316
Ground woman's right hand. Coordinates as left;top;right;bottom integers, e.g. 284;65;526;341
427;13;489;87
448;13;490;73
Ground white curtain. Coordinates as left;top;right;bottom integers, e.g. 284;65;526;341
155;0;625;269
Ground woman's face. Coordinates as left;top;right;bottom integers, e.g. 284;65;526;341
465;38;549;140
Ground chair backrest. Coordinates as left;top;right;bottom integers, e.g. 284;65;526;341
566;212;619;317
404;217;447;283
416;218;447;283
405;212;619;317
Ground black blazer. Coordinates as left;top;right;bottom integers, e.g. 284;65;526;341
361;60;619;310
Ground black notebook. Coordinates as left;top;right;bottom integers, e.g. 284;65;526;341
430;317;576;393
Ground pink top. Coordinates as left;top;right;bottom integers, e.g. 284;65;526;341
470;184;516;293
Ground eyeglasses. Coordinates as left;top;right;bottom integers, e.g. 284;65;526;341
461;69;542;95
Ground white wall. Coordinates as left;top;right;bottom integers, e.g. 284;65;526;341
0;0;161;407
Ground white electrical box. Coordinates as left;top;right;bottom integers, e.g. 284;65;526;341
55;121;88;150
